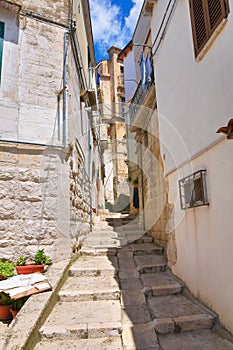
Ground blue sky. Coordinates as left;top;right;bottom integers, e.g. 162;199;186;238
89;0;144;62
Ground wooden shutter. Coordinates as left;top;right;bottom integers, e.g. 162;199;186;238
189;0;208;55
189;0;230;57
208;0;228;32
0;22;4;82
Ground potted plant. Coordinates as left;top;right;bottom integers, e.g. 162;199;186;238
0;292;13;320
15;249;51;275
10;297;28;319
0;260;15;280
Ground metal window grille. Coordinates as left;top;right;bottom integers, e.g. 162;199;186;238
179;170;209;210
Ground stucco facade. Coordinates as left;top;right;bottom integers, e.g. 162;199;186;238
149;0;233;334
120;4;168;236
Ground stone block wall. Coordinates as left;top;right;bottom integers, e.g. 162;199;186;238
0;142;91;263
69;145;91;251
132;103;177;266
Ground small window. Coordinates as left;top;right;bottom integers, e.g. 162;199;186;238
189;0;230;57
0;21;5;82
179;170;209;210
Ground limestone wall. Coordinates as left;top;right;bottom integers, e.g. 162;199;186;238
0;0;95;262
0;142;91;262
0;0;67;144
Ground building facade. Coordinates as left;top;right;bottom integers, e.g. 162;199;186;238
120;3;169;239
97;47;129;212
0;0;100;262
148;0;233;334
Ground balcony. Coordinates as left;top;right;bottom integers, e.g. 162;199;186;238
129;69;156;132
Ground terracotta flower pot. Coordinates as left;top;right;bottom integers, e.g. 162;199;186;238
10;308;18;319
16;264;44;275
0;305;12;320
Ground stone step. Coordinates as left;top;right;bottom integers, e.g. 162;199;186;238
134;254;167;273
141;272;183;296
82;242;125;250
122;323;160;350
40;301;122;340
80;246;118;256
34;337;123;350
158;330;233;350
58;275;120;302
134;235;154;244
89;230;118;237
128;243;163;255
82;237;121;247
117;230;146;238
92;224;114;231
122;225;142;232
106;220;136;227
69;256;118;277
148;294;216;334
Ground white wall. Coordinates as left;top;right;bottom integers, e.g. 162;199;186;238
124;49;137;102
169;140;233;333
152;0;233;174
151;0;233;333
124;49;138;166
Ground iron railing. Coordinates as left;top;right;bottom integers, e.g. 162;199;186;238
129;69;154;125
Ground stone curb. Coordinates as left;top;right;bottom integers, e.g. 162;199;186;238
0;255;78;350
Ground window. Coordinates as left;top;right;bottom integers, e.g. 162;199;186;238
189;0;230;57
179;170;209;210
0;21;4;82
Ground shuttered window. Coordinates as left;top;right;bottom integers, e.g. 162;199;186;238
189;0;230;57
0;21;4;82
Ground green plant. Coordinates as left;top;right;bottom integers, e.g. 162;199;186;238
33;249;51;265
132;177;138;186
0;292;13;306
11;297;28;311
0;261;15;280
16;256;27;266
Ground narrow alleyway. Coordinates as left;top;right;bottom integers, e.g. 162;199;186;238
33;215;233;350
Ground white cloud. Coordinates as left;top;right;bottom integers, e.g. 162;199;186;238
90;0;144;60
124;0;144;31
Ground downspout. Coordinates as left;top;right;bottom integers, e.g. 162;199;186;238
140;143;146;231
87;108;93;232
63;26;70;146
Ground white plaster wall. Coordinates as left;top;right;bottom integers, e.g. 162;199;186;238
152;0;233;174
124;49;137;103
151;0;233;333
168;140;233;333
133;13;151;81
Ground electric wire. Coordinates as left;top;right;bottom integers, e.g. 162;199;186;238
151;0;177;57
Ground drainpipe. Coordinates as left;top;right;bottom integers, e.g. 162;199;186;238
63;27;70;146
87;107;93;232
140;143;146;231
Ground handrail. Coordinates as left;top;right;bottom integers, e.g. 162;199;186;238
129;69;154;125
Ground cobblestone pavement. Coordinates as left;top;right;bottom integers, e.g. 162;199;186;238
33;215;233;350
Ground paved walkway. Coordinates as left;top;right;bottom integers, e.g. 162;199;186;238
33;215;233;350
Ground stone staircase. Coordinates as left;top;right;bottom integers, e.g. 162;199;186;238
34;215;233;350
